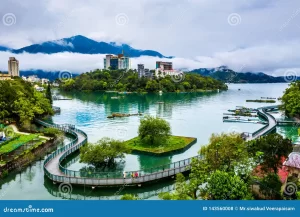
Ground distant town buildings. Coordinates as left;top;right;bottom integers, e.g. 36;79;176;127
0;73;11;80
156;61;173;71
104;53;130;70
8;57;19;77
0;57;20;80
137;64;153;79
155;61;182;78
22;75;49;84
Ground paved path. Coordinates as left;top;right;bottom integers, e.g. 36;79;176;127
9;124;51;140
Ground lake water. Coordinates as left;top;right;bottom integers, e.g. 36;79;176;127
0;83;298;200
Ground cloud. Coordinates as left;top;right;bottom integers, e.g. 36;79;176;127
1;39;300;76
0;0;300;75
51;40;74;48
1;0;300;57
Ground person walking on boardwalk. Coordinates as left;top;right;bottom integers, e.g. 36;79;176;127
132;172;135;178
135;172;138;178
123;171;126;179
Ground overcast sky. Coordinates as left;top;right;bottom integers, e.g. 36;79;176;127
0;0;300;75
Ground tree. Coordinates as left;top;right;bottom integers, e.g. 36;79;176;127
281;81;300;117
79;138;129;168
138;115;171;146
200;133;248;171
0;79;53;126
159;173;192;200
258;173;282;199
46;82;52;105
246;133;293;173
204;170;252;200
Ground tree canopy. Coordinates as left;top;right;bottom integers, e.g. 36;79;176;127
0;78;53;125
159;132;292;200
59;69;228;92
138;115;171;146
246;133;293;173
46;82;53;105
203;170;252;200
79;137;129;168
200;133;248;171
281;81;300;117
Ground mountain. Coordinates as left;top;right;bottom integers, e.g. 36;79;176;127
20;70;79;81
0;46;10;51
13;35;168;58
191;67;287;83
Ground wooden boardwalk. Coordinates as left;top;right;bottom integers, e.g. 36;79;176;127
37;105;282;187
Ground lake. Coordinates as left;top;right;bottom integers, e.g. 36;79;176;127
0;83;298;200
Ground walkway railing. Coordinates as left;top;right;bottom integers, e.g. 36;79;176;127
37;105;280;186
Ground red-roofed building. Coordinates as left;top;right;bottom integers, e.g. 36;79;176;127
283;152;300;179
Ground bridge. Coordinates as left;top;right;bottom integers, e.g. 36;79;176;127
37;105;296;187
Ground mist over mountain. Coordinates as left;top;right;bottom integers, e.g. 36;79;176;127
190;66;290;83
10;35;168;58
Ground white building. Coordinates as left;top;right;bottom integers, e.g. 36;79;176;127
155;69;183;78
8;57;19;77
41;78;50;85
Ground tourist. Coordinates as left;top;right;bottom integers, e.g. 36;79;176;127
131;172;134;178
135;172;138;178
123;171;126;179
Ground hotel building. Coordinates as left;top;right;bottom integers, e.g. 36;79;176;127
104;54;130;70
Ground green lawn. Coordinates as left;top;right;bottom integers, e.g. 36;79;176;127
0;134;39;154
124;136;197;154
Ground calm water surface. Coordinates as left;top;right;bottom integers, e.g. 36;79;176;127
1;83;298;200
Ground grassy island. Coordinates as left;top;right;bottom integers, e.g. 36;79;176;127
124;135;197;155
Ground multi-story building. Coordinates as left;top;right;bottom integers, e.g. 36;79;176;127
156;61;173;70
155;61;183;78
137;64;145;78
137;64;152;79
104;54;130;70
0;73;11;80
144;69;153;79
8;57;19;77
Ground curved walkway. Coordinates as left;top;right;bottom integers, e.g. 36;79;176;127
249;106;278;140
37;105;280;186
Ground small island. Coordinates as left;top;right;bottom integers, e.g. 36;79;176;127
124;135;196;155
59;69;228;93
125;115;196;155
79;116;197;171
